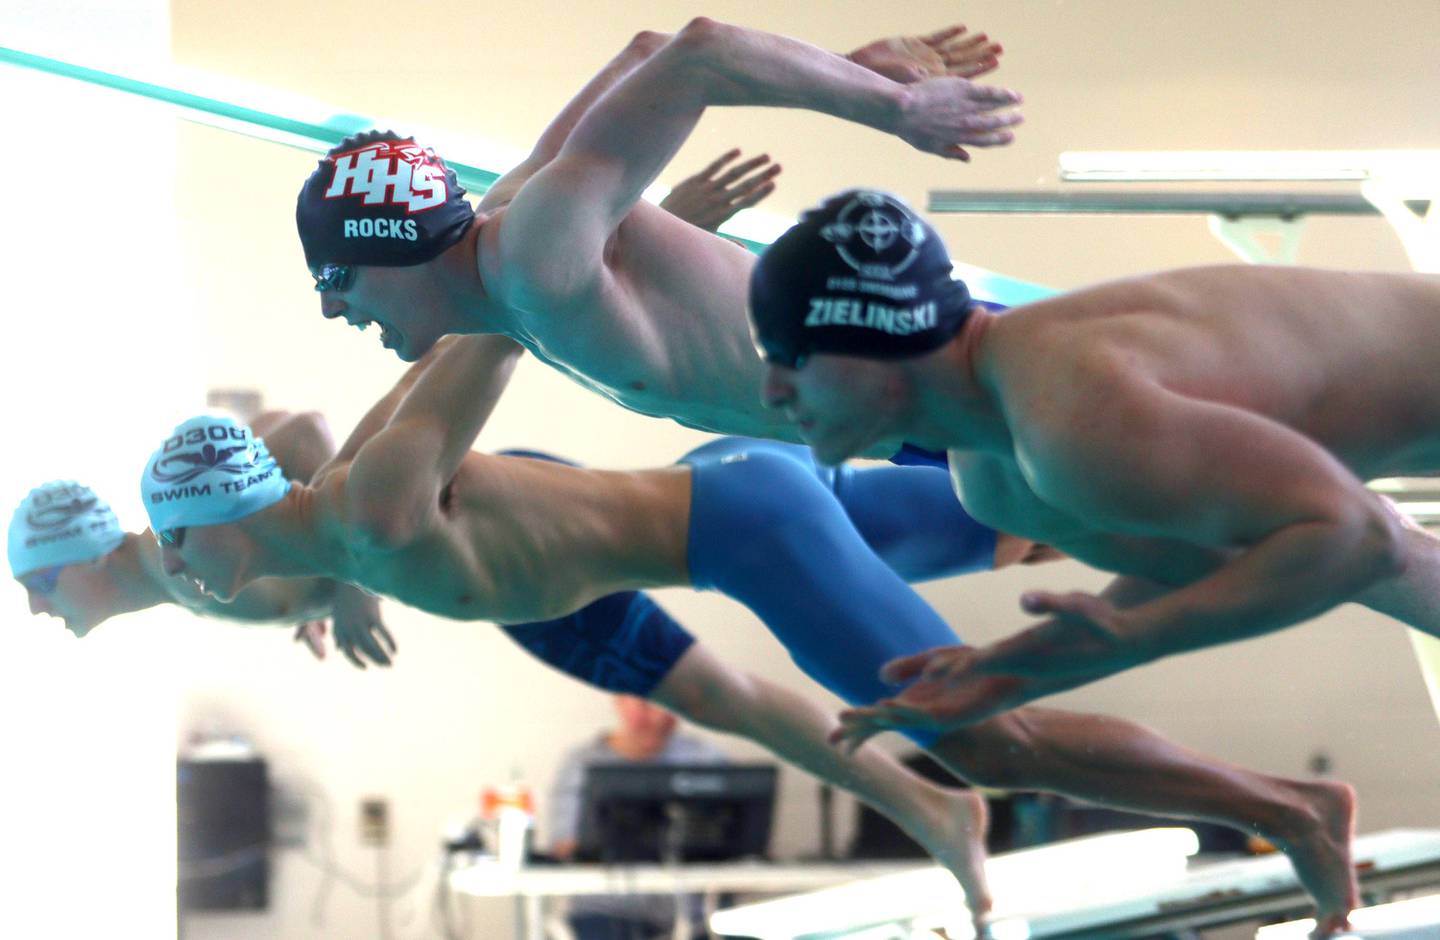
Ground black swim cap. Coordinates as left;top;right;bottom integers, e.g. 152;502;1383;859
748;190;971;368
296;130;474;269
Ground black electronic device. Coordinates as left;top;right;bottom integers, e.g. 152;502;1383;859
576;763;777;864
177;757;270;911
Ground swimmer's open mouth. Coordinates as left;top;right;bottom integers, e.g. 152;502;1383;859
350;317;402;352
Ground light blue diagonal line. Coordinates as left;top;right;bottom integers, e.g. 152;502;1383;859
0;44;1051;305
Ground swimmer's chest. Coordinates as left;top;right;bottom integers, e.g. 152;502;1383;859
514;321;781;437
948;450;1093;545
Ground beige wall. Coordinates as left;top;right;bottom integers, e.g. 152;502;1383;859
155;2;1440;937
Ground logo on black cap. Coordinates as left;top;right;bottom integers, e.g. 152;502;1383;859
324;139;450;214
819;191;929;281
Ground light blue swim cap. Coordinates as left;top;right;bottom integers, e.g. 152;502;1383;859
8;480;126;577
142;415;292;534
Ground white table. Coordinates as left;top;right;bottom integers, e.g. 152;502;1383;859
448;858;927;940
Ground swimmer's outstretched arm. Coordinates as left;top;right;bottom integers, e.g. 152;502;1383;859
482;24;1000;218
1015;384;1405;664
868;385;1411;726
497;19;1020;301
478;31;672;212
344;335;523;547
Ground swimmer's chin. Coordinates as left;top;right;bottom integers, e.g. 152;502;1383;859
801;428;889;466
805;437;861;467
393;336;425;362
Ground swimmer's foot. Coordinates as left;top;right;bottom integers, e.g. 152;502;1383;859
902;786;993;937
1267;779;1358;939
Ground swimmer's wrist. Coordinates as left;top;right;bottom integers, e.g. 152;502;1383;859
880;83;908;131
1111;603;1205;666
1104;609;1156;666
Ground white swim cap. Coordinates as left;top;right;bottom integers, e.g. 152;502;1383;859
142;415;291;533
8;480;125;577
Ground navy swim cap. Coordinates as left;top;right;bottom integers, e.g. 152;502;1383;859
748;190;971;368
296;131;474;269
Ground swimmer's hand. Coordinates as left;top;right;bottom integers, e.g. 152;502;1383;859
830;644;1022;751
829;593;1134;750
894;78;1023;161
660;149;781;232
293;619;328;660
848;24;1003;84
331;584;397;669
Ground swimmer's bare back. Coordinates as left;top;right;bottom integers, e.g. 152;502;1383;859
983;264;1440;479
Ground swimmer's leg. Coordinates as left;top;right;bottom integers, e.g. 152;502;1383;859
928;710;1357;935
686;451;1356;933
501;590;990;928
682;437;1002;581
682;437;1001;581
651;644;992;930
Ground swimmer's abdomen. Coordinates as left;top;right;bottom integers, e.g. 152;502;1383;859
358;453;691;624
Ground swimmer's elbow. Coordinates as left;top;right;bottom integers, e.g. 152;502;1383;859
1356;504;1408;582
1323;501;1407;586
666;17;735;72
292;410;335;447
675;17;727;47
628;30;668;56
290;411;338;465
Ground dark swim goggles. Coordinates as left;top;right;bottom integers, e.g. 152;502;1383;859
155;527;187;549
20;565;64;595
311;263;356;293
754;332;811;371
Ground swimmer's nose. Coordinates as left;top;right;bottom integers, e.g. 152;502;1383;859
319;293;347;320
161;546;185;577
762;365;795;410
27;590;50;616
